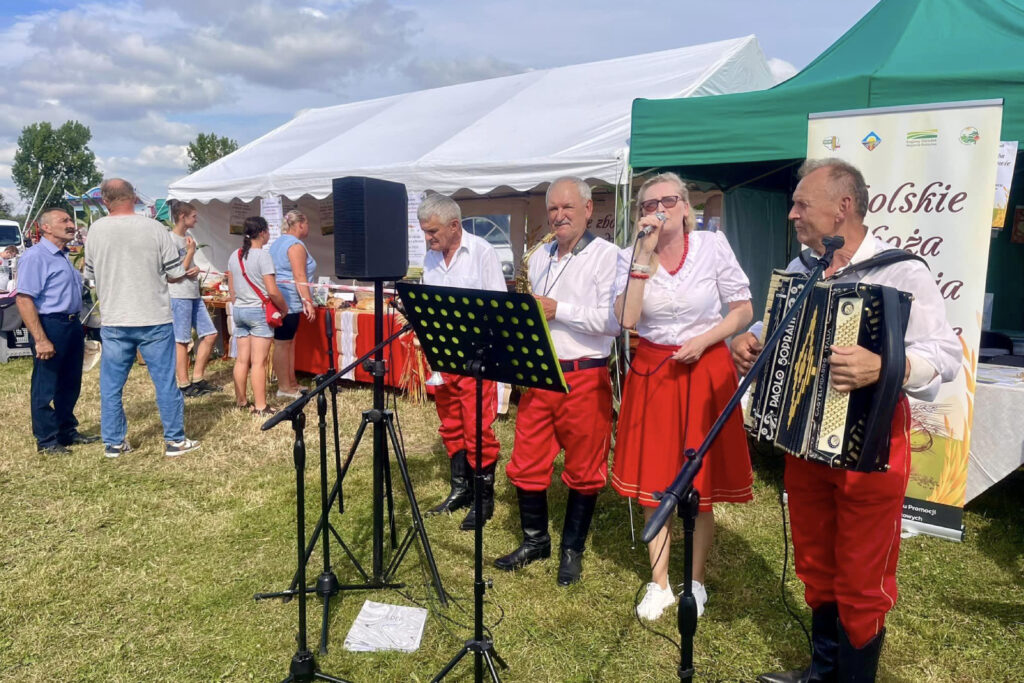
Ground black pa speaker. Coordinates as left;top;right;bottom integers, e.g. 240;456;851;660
333;176;408;280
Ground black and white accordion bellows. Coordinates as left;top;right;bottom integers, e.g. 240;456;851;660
745;270;912;472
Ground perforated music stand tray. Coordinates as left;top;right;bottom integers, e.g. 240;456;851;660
396;282;566;683
396;283;568;394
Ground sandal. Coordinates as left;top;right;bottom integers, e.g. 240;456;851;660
236;402;254;411
250;406;278;417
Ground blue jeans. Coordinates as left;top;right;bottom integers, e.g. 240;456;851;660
100;324;185;444
171;298;217;344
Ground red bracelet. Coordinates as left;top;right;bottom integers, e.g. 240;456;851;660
629;272;650;280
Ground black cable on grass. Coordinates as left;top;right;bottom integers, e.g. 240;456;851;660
775;470;812;657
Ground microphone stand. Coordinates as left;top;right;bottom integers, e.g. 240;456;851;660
640;236;843;683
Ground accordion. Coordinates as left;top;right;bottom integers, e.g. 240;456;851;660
745;271;912;472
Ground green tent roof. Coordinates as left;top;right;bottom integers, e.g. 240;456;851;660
630;0;1024;184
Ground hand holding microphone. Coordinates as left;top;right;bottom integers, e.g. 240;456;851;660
637;212;667;240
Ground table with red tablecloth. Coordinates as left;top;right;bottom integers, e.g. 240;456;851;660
293;307;429;391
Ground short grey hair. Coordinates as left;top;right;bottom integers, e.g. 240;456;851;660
798;158;869;218
39;208;70;227
417;193;461;225
545;176;592;205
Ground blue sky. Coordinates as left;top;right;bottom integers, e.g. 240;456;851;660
0;0;880;205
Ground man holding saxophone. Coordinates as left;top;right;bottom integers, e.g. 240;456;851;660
495;176;619;586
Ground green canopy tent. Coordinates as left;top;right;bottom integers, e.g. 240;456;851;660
629;0;1024;330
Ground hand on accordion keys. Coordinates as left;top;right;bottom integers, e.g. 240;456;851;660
827;344;884;393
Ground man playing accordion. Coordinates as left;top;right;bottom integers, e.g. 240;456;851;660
731;159;961;683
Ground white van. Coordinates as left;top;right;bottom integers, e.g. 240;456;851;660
0;219;21;253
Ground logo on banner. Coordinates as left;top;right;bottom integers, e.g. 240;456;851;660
861;131;882;151
959;127;980;145
906;129;938;147
822;136;840;151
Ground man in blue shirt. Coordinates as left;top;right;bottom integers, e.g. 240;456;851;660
16;208;99;453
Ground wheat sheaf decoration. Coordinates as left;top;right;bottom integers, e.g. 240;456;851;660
927;336;974;506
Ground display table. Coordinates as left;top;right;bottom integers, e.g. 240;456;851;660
967;362;1024;501
293;307;426;390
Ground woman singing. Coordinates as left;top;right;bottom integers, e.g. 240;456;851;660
612;172;754;621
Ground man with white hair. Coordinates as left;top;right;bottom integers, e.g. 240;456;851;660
494;176;618;586
419;193;506;531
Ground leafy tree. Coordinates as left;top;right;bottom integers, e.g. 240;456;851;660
11;121;103;210
0;193;14;220
186;133;239;173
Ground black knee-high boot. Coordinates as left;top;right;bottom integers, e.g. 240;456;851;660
459;462;495;531
757;602;840;683
556;489;597;586
837;622;884;683
494;488;551;571
427;449;472;516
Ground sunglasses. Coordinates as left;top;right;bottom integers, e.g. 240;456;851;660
640;195;683;214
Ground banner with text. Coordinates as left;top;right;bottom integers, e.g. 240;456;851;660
807;100;1003;540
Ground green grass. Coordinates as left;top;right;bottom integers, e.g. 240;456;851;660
0;356;1021;681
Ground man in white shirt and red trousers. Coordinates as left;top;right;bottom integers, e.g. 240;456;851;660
732;159;962;683
419;193;507;531
494;176;620;586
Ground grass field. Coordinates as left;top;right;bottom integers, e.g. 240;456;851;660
0;357;1021;682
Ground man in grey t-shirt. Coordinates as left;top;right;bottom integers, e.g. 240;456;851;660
84;178;200;458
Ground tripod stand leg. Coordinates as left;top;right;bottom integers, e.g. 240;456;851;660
385;415;449;607
382;444;398;548
431;646;470;682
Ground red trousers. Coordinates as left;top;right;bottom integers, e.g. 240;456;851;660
433;373;500;468
506;366;612;494
786;396;911;648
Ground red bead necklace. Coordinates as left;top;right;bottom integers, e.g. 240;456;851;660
666;232;690;276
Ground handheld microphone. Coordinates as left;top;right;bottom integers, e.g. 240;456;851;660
638;212;667;239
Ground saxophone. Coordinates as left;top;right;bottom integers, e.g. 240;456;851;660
516;232;556;293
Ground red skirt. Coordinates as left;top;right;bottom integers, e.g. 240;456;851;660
611;338;753;512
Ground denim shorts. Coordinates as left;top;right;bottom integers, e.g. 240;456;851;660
171;298;217;344
233;305;272;338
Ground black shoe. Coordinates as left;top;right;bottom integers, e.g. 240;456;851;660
427;449;473;516
181;383;203;398
64;433;100;446
758;603;840;683
38;444;72;455
494;488;551;571
837;623;884;682
556;489;598;586
460;462;496;531
192;379;221;395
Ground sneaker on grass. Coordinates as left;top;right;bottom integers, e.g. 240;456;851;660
104;440;132;458
165;438;201;457
636;582;676;621
192;379;221;395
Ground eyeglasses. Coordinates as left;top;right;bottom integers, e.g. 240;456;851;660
640;195;682;214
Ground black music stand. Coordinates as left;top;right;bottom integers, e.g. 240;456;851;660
258;282;447;672
640;236;843;683
396;282;569;683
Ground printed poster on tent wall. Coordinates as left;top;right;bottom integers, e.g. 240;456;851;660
807;99;1003;540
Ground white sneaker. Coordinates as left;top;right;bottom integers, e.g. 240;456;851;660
637;582;677;621
276;389;302;399
690;580;708;618
165;438;201;457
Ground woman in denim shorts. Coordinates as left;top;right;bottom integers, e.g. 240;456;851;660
226;216;288;415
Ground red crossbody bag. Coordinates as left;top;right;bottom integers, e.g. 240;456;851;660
236;249;284;327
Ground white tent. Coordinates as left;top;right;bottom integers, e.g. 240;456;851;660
169;36;776;274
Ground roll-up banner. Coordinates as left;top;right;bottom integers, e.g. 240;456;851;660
807;100;1003;540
